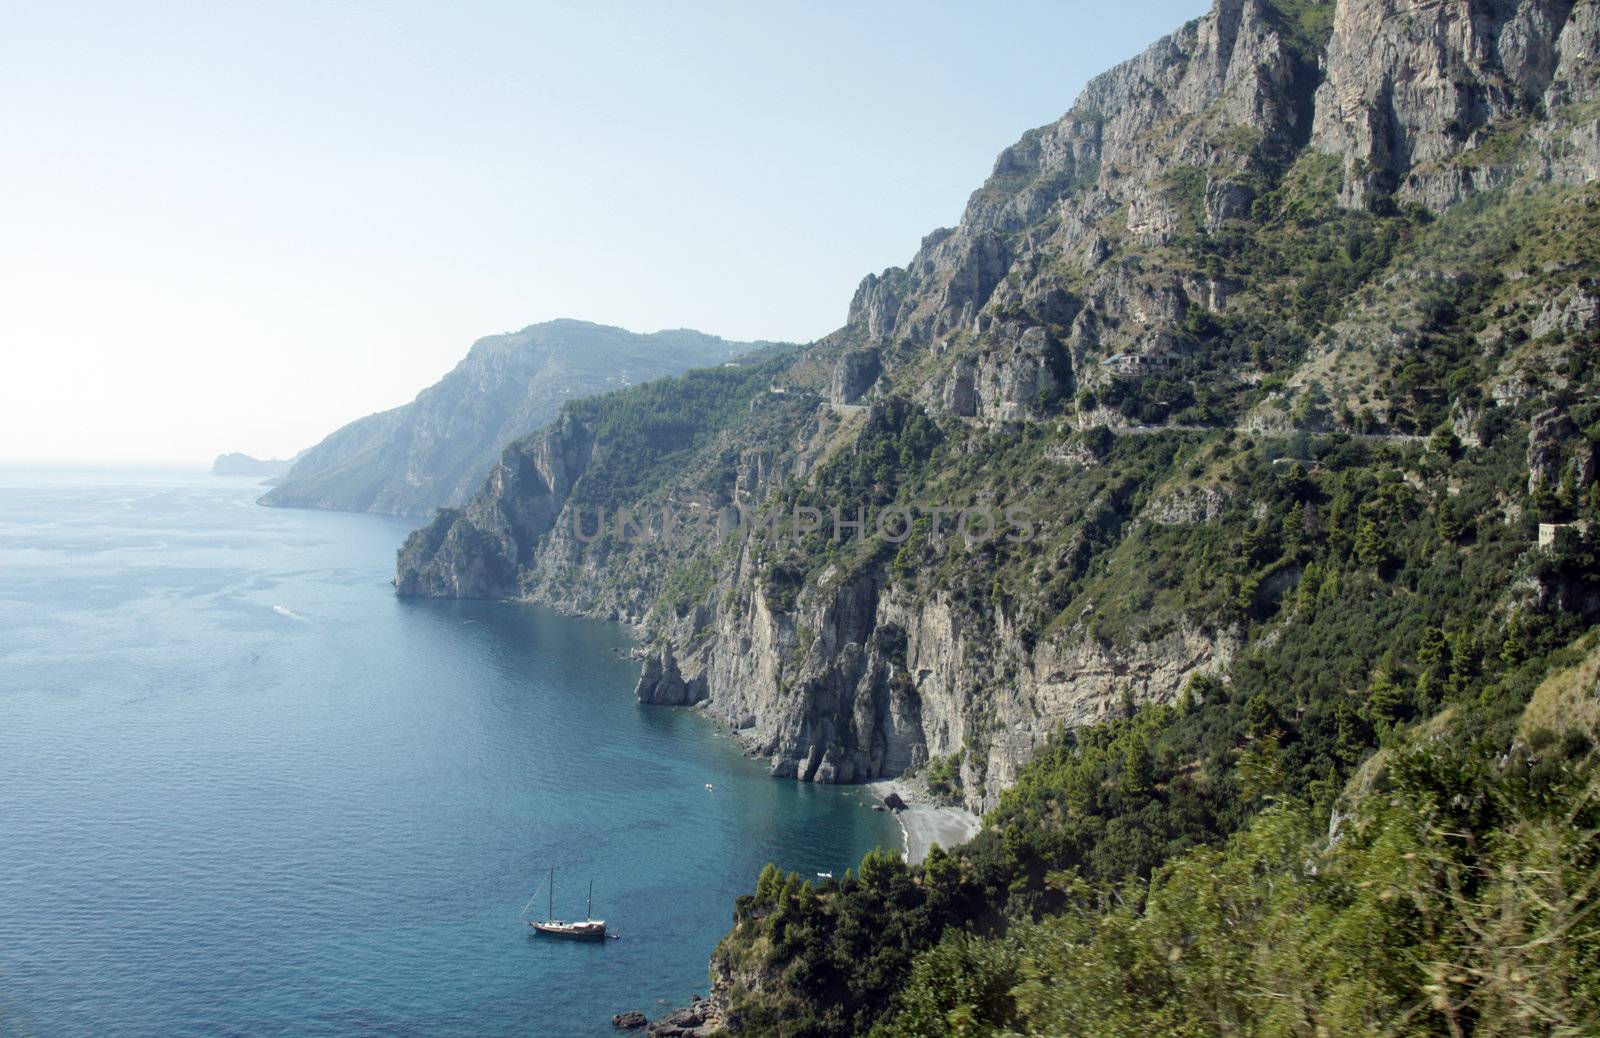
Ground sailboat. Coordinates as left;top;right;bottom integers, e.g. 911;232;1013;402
526;867;607;939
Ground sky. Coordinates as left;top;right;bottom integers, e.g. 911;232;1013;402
0;0;1208;463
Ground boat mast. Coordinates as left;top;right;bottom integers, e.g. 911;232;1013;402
548;866;554;922
587;879;593;921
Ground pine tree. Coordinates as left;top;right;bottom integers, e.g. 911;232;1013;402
1366;670;1407;733
1334;700;1370;764
1317;566;1341;606
1296;562;1322;612
1436;498;1465;542
1121;735;1154;793
1282;501;1307;550
755;863;783;904
1355;516;1386;570
1237;733;1284;803
1501;610;1528;667
1416;626;1451;704
1246;693;1278;740
1447;629;1478;698
1430;422;1461;458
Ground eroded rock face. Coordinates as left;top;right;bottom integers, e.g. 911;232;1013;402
1528;406;1580;491
831;349;882;403
394;412;595;598
1311;0;1598;206
1149;484;1234;525
1205;177;1256;231
820;0;1317;418
634;648;702;706
925;325;1074;422
848;269;907;339
1532;285;1600;337
640;561;1237;811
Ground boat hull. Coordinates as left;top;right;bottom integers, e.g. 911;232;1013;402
529;920;607;940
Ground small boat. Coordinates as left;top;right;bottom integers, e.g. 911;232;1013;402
816;871;833;879
526;867;607;940
705;783;714;791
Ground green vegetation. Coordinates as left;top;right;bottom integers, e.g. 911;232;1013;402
882;722;1600;1037
718;630;1600;1038
705;171;1600;1030
652;552;722;622
921;752;964;804
1263;0;1337;68
564;361;783;509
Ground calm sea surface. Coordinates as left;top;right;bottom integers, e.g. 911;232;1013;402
0;466;896;1037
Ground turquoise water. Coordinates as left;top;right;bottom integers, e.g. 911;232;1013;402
0;467;896;1037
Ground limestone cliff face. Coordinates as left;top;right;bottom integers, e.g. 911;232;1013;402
843;0;1598;417
846;0;1313;361
396;0;1600;810
643;555;1237;811
1312;0;1600;207
394;411;595;598
400;398;1240;811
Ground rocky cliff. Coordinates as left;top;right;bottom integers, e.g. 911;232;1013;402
261;320;769;518
396;0;1600;812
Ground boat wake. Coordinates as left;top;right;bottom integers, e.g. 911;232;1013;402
271;605;310;622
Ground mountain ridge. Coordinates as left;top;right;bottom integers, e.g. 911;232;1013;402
260;319;777;518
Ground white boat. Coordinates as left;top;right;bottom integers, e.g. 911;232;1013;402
526;867;607;940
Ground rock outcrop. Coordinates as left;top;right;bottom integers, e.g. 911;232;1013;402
394;411;596;598
830;348;882;403
633;648;702;706
645;998;718;1037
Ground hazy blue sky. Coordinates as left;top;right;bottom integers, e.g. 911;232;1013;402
1;1;1207;462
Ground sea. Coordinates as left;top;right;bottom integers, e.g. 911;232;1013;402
0;465;897;1037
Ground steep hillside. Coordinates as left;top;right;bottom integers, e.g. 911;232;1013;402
398;0;1600;812
261;320;770;518
706;632;1600;1037
395;0;1600;1030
